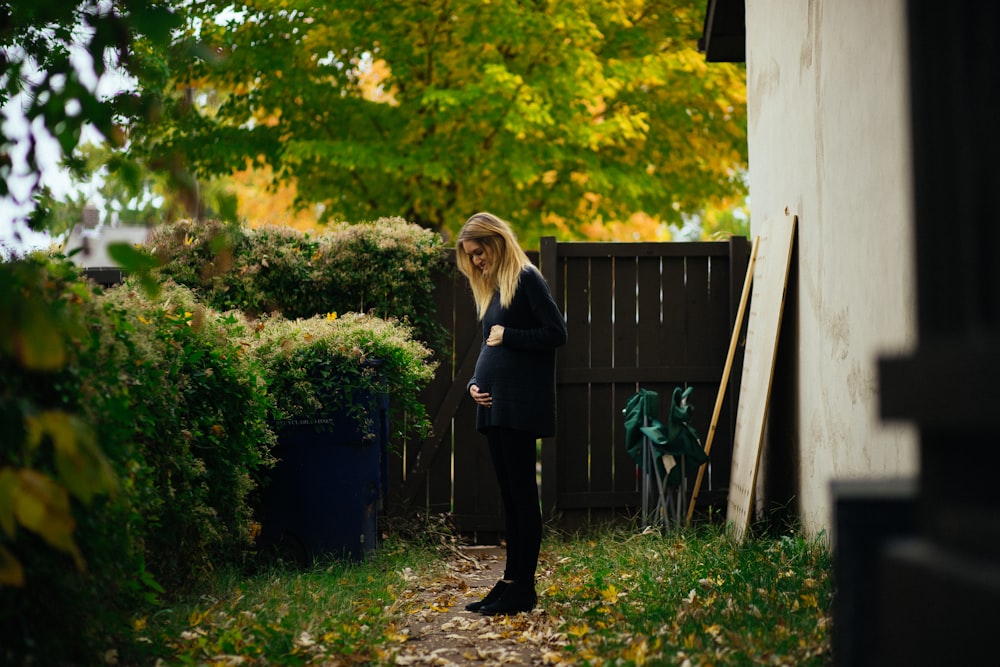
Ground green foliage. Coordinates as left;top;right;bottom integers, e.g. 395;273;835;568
93;281;277;586
0;234;441;663
0;257;111;583
147;216;449;347
146;219;256;307
137;536;442;666
0;253;87;371
0;258;124;665
545;525;832;665
131;0;747;243
0;1;183;225
0;257;277;664
246;311;437;440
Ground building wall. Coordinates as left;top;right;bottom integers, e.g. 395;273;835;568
744;0;918;534
64;223;152;269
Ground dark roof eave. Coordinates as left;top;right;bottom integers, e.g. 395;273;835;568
699;0;746;63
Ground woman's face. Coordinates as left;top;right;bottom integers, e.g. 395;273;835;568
461;239;492;277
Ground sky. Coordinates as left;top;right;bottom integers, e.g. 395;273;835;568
0;114;71;252
1;31;134;254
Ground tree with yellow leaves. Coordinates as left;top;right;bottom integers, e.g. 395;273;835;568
132;0;747;245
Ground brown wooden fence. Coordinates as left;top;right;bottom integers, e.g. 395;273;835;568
386;237;750;540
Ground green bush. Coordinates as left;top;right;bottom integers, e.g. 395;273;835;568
246;311;437;441
147;217;449;346
0;256;122;664
93;281;277;586
0;257;276;664
0;223;443;664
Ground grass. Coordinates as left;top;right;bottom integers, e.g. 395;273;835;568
540;525;832;665
127;521;832;666
128;535;437;666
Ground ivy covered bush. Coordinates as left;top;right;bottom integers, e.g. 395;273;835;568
147;217;448;346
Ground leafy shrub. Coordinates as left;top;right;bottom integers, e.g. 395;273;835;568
94;281;277;586
0;256;122;664
147;217;449;346
246;311;437;440
145;220;262;312
0;256;276;664
0;223;442;663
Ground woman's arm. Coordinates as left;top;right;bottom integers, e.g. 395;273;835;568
500;267;568;350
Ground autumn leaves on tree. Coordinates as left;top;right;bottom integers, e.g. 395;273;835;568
131;0;747;243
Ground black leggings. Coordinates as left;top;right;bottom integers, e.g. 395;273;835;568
487;427;542;584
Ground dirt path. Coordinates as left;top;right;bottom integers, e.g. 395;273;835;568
393;546;569;665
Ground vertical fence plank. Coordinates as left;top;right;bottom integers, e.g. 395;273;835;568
636;256;663;369
613;257;640;501
540;238;560;518
686;255;727;367
614;256;638;372
610;380;631;488
588;256;616;507
660;255;687;367
559;254;592;526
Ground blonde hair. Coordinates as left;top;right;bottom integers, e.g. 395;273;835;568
456;212;532;319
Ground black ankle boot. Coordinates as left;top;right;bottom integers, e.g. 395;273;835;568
478;581;537;615
464;580;509;612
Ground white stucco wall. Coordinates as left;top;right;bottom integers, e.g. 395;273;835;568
745;0;919;534
64;224;152;269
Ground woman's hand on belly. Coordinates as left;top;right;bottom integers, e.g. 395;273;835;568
486;325;504;347
470;384;493;408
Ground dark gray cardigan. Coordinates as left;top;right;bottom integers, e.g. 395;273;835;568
468;266;567;437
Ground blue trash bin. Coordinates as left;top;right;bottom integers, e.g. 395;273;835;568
258;392;389;563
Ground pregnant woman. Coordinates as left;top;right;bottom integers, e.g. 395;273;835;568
455;211;567;615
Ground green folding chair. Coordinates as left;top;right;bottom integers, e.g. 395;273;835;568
623;387;707;530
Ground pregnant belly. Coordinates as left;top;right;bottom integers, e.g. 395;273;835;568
473;346;520;388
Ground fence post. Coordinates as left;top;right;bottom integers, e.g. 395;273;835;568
539;236;559;519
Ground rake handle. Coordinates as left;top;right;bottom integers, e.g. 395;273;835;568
686;235;760;526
